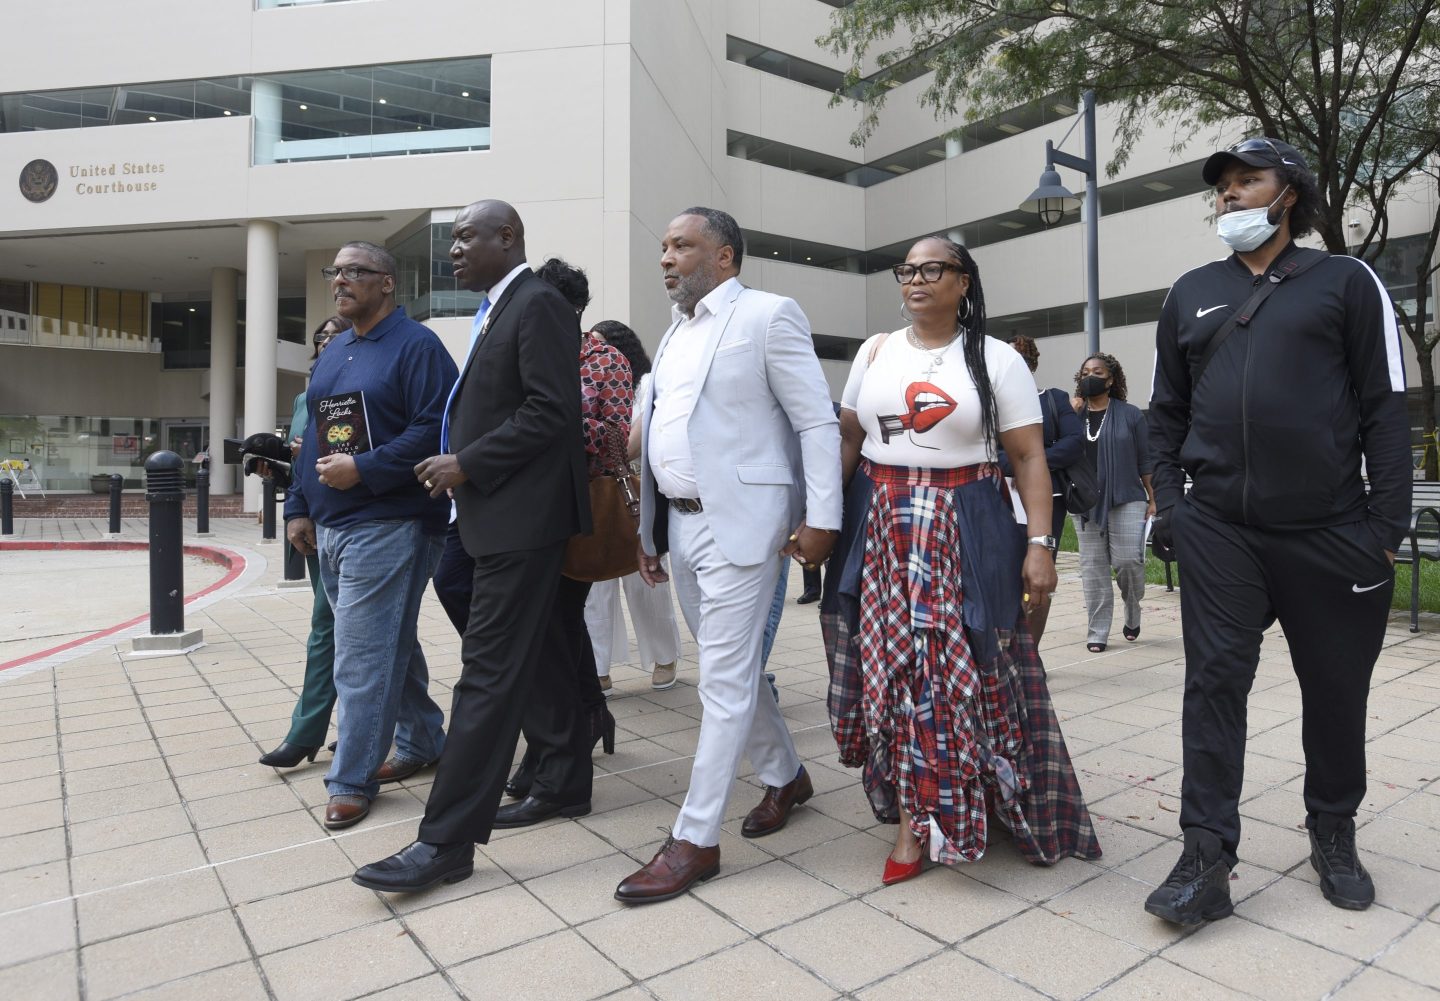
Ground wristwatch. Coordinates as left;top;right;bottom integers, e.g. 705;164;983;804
1027;535;1058;551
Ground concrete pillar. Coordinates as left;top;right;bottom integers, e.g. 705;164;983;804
252;78;283;166
305;248;340;333
207;267;239;495
243;219;280;512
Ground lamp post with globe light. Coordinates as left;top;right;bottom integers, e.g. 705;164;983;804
1020;90;1099;355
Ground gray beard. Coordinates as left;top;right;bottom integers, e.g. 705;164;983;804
667;263;718;317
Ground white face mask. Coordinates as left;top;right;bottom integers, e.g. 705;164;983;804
1216;185;1291;252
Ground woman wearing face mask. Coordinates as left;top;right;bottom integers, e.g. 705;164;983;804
1071;353;1155;653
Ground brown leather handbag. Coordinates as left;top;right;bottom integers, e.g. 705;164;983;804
563;423;641;582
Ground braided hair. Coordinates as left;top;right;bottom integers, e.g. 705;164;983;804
925;236;998;456
1073;352;1128;401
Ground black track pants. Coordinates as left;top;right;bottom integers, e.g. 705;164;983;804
1172;498;1393;866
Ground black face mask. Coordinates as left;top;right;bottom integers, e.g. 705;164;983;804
1078;374;1108;398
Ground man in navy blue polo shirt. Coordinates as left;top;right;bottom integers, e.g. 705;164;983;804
285;240;458;830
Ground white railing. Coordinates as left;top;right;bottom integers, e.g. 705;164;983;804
267;127;490;163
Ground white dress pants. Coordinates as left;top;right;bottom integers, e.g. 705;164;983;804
585;564;682;674
667;509;801;847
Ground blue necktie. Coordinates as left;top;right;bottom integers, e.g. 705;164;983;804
441;295;491;453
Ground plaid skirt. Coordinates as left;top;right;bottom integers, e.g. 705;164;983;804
830;461;1100;866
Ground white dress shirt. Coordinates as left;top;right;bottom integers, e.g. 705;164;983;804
648;277;740;500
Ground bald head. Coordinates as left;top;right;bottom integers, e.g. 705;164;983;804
450;199;528;293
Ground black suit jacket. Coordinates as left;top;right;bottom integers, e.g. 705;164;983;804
449;269;590;557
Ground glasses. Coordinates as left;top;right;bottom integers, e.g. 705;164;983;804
321;265;389;281
891;261;961;283
1227;137;1296;165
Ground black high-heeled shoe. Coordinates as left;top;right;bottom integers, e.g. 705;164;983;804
590;704;616;756
259;742;319;767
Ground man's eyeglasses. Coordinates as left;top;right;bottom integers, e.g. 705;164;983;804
321;265;389;281
891;261;961;283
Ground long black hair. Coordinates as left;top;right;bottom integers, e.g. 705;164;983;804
925;236;997;455
591;320;650;378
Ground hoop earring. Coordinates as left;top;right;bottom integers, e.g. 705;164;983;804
957;297;973;322
899;302;914;322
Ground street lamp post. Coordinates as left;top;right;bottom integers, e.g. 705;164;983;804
1020;89;1100;355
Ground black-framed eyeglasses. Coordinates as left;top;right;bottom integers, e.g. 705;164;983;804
891;261;961;283
321;265;389;281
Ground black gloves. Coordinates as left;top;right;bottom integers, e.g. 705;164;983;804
1150;506;1175;562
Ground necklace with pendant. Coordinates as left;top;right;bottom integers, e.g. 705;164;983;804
1085;407;1107;442
905;325;961;380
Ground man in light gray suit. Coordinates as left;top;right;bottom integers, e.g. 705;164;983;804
615;207;842;904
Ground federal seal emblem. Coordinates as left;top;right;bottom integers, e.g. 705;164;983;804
19;159;58;203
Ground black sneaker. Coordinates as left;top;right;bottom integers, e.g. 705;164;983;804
1144;828;1234;926
1309;816;1374;910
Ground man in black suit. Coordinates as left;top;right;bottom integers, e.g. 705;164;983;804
353;200;590;892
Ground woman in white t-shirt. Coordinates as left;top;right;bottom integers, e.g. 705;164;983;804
826;236;1100;886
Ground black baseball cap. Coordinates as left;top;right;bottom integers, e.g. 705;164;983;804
1202;137;1309;185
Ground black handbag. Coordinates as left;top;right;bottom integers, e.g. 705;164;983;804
1044;390;1100;513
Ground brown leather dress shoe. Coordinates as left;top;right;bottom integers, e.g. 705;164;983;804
373;756;434;784
324;794;370;830
741;766;813;838
614;836;720;904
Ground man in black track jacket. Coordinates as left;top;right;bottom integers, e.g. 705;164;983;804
1144;137;1410;927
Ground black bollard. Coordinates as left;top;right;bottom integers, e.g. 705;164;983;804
108;473;123;534
195;466;210;536
145;451;186;635
283;537;306;581
1;478;12;536
261;476;277;541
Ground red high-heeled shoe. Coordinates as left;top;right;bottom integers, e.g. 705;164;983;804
882;853;924;885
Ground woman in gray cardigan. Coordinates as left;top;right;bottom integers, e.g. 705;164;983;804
1070;353;1156;652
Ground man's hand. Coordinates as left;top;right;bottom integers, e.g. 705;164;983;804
315;453;360;490
1150;506;1175;562
289;436;302;461
415;454;467;499
780;520;838;570
637;538;669;587
287;517;317;557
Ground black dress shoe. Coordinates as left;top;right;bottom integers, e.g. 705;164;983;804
353;841;475;893
258;742;319;768
493;795;591;829
505;751;536;799
795;587;821;605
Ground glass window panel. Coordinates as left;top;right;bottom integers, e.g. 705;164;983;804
114;81;196;125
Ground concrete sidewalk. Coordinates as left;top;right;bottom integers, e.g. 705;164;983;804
0;517;1436;1000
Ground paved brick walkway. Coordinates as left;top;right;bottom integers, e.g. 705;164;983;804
1;518;1437;1000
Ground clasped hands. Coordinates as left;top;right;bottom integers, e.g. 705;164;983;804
781;520;837;571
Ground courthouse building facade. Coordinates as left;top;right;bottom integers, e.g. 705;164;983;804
1;0;1435;498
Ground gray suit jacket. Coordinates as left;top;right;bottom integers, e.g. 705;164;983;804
639;281;841;567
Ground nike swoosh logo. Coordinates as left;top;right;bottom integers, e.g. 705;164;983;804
1352;581;1388;593
1196;305;1229;317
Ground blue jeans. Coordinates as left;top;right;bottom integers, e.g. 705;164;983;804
317;519;445;800
760;556;788;667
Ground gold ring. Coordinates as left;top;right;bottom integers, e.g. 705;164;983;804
788;534;798;542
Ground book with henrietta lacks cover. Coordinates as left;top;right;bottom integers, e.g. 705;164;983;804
313;391;372;457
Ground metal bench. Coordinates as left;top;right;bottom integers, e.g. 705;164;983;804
1396;480;1440;632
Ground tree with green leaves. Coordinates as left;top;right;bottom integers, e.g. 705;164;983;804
822;0;1440;475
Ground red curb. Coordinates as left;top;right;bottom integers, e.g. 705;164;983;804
0;541;248;673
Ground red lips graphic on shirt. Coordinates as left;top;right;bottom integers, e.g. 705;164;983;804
877;382;958;443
